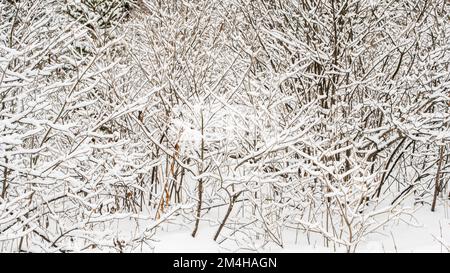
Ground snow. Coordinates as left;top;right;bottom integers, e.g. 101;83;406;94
361;205;450;252
148;202;450;253
153;228;221;253
1;0;449;253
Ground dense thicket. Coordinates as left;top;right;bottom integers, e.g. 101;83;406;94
1;0;449;252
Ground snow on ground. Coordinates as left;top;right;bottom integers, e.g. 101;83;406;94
153;228;221;253
360;204;450;252
149;201;450;253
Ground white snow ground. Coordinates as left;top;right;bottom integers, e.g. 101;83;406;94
147;201;450;253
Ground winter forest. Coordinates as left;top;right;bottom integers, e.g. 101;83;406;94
0;0;449;253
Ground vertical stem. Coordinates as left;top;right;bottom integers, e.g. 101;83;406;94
431;145;444;212
1;156;8;199
214;193;240;241
192;111;204;237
